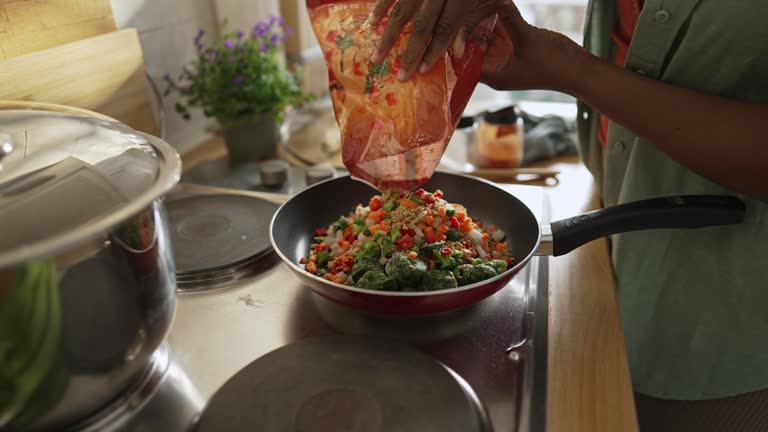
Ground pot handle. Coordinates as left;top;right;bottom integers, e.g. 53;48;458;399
547;195;746;257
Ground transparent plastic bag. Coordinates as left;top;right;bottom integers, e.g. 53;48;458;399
307;0;494;190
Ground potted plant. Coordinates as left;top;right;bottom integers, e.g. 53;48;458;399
165;17;310;164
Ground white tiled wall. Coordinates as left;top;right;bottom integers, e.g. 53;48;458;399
111;0;280;154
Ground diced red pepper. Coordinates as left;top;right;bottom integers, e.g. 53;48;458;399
414;189;426;197
353;62;365;76
395;234;414;251
449;216;461;230
440;247;453;256
423;195;436;205
314;227;328;237
400;228;416;237
434;190;444;199
315;243;329;253
385;93;397;106
369;196;383;211
325;31;337;43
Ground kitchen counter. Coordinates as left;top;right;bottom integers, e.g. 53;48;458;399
181;139;638;432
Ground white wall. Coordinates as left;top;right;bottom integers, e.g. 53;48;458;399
111;0;280;154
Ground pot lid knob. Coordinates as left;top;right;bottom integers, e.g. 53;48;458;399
305;165;335;186
259;160;290;187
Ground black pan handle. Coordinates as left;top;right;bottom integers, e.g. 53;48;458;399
548;195;746;257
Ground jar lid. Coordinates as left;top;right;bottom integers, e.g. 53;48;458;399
0;103;181;268
481;105;522;125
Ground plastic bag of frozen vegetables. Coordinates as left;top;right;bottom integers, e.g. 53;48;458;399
307;0;496;191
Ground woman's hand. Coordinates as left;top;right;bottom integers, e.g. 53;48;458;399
479;1;588;92
368;0;498;81
368;0;587;90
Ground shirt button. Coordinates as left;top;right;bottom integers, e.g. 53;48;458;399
655;10;671;23
616;140;627;152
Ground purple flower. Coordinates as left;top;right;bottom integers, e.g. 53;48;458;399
228;55;237;63
252;22;269;38
194;28;205;50
224;39;234;49
233;74;245;86
236;31;244;40
260;42;269;52
269;15;278;26
270;33;283;46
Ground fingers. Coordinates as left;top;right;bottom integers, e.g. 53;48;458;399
397;0;446;80
372;0;422;63
497;0;526;34
368;0;397;28
417;0;464;75
462;0;498;46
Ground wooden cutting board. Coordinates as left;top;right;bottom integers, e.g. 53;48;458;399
0;0;116;60
0;28;158;135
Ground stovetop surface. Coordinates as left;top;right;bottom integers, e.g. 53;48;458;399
164;184;549;432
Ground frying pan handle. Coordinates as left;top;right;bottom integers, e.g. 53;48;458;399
547;195;746;257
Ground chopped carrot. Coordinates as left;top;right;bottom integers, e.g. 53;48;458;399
438;206;447;218
369;210;386;222
460;223;473;233
300;257;308;264
424;215;435;225
437;224;449;234
438;233;447;241
379;223;391;232
456;211;467;221
418;222;427;231
424;227;437;243
482;233;490;240
407;251;418;260
324;273;334;281
401;199;418;209
495;243;507;252
306;262;317;274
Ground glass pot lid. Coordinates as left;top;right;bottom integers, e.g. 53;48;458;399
0;103;181;268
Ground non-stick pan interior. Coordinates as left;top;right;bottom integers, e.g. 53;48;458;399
272;172;541;272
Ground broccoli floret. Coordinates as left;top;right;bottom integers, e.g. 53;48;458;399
446;228;461;241
420;269;458;291
380;237;396;257
385;252;427;288
490;260;509;274
350;256;384;282
355;271;398;291
458;263;498;285
357;241;381;260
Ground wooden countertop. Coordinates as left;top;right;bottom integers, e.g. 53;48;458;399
181;139;638;432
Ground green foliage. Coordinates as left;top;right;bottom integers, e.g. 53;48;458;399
164;17;312;128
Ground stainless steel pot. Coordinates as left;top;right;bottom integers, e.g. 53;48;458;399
0;102;181;431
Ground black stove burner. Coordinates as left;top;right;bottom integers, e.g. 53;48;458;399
167;194;278;288
194;336;491;432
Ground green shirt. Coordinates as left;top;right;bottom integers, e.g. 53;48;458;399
578;0;768;400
